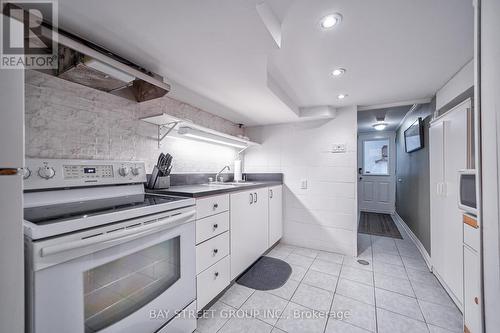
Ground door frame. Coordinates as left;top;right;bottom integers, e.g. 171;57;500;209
357;131;397;214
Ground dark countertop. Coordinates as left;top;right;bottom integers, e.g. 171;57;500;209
147;181;283;198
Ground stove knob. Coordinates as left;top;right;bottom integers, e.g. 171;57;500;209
118;166;130;177
38;166;55;180
22;167;31;179
131;167;140;176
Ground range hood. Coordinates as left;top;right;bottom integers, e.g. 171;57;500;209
51;30;171;102
6;3;171;102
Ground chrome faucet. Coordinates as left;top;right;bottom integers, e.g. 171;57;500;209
215;165;231;182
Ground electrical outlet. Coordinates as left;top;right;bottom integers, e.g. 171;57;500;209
332;143;346;153
300;179;308;189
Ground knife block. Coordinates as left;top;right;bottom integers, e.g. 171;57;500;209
153;176;170;189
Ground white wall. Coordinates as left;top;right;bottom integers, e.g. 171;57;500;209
436;59;473;110
244;106;357;255
25;70;241;173
480;0;500;330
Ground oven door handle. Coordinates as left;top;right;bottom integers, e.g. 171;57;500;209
40;210;196;257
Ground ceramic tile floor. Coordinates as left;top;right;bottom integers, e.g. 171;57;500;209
196;225;463;333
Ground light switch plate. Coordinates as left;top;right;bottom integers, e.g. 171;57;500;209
300;179;307;189
332;143;346;153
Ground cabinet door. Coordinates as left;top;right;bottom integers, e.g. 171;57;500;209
464;245;482;333
230;188;268;280
429;121;445;279
442;104;468;305
268;185;283;246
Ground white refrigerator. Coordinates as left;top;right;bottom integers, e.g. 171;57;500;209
0;66;25;332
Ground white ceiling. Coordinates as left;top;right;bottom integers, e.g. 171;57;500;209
56;0;473;126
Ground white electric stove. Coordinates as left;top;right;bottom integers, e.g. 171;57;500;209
23;158;197;333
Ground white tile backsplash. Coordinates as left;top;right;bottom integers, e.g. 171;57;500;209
243;108;357;255
25;70;243;173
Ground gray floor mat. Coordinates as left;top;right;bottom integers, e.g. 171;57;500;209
236;256;291;290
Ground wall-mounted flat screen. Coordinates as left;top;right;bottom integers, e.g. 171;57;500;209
404;117;424;153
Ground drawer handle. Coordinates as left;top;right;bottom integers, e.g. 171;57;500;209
213;248;219;255
213;203;219;210
214;272;219;278
213;223;218;229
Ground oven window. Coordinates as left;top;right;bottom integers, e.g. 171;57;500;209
83;237;180;332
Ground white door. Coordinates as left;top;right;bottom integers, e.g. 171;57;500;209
230;188;268;279
268;185;283;246
357;132;396;213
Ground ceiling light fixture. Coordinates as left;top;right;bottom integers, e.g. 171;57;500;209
331;68;346;77
372;122;388;131
320;13;342;29
337;93;348;100
372;116;388;131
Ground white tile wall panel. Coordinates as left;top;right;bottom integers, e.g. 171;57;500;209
244;106;357;255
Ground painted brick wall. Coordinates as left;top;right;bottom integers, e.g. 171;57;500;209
25;70;242;173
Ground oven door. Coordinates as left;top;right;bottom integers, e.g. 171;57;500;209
28;208;196;333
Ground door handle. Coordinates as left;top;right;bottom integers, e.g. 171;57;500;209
40;210;196;257
270;189;273;199
254;192;258;203
249;193;253;204
358;167;363;175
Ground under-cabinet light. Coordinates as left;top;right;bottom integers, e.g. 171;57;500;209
177;127;247;149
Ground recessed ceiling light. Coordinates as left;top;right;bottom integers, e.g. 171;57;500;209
331;68;346;77
337;93;348;100
320;13;342;29
372;122;388;131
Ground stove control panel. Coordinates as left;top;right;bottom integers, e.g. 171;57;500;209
24;159;147;190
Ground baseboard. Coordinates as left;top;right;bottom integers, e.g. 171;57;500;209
432;267;464;312
392;213;463;312
392;212;432;270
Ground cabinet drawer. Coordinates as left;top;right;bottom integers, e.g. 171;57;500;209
196;231;230;274
196;194;229;219
463;214;480;252
196;256;230;311
196;211;229;244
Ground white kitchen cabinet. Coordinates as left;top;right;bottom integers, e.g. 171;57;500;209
196;231;229;274
196;256;230;311
196;212;229;244
464;244;482;333
430;99;470;308
196;194;229;219
230;188;269;279
268;185;283;247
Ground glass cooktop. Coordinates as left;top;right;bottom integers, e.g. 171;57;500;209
24;194;190;226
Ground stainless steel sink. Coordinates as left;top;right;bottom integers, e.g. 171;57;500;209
201;181;258;187
200;183;237;188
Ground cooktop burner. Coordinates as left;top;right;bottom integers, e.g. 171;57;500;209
24;194;189;225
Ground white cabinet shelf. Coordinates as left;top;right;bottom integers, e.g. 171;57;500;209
140;113;260;149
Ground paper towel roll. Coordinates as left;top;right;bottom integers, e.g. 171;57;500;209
234;159;242;181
